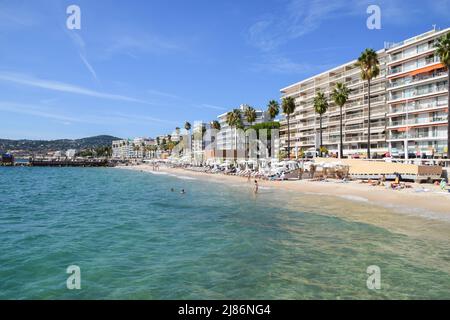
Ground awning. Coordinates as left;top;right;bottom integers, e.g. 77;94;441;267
409;63;445;76
388;63;446;80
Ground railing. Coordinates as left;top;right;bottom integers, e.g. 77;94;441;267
389;133;447;140
346;79;362;86
346;125;364;131
389;101;447;114
390;44;435;63
346;113;364;120
389;71;447;89
389;117;448;127
409;133;447;139
388;56;441;75
390;85;448;101
345;134;385;142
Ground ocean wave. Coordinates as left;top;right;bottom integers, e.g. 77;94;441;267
381;203;450;223
172;175;197;180
146;171;170;175
339;195;369;203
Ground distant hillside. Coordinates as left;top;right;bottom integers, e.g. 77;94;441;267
0;135;121;154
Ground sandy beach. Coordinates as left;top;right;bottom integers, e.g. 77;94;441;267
119;164;450;218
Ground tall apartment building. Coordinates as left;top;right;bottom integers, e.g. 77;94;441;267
386;29;449;157
280;28;449;158
216;104;270;151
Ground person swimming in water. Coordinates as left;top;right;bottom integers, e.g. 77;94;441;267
170;188;175;192
180;189;186;194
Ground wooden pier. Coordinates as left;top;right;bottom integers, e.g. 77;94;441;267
29;159;112;167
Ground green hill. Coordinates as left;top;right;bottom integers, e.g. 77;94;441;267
0;135;121;154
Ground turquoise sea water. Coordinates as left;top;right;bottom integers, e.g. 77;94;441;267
0;167;449;300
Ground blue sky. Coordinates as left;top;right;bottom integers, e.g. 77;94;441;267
1;0;449;140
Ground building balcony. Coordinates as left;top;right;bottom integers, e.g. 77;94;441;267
388;45;436;65
345;134;385;142
388;70;447;90
388;102;448;116
345;113;364;121
388;133;447;141
388;117;448;128
388;86;448;103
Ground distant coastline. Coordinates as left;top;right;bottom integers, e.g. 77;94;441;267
0;135;119;158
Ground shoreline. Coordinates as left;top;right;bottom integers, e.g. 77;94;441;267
117;164;450;245
117;164;450;220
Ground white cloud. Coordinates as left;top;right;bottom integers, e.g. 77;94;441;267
147;89;182;100
0;72;149;104
66;31;99;82
247;0;430;53
147;89;227;111
0;101;179;128
105;32;183;59
198;104;227;111
111;112;180;125
247;0;350;52
0;101;85;124
79;53;98;81
0;2;41;29
252;55;335;75
246;0;431;74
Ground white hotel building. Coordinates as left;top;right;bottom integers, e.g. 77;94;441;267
280;28;449;158
216;104;270;151
112;137;156;160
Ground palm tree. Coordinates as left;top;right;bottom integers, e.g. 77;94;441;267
140;142;146;159
244;105;257;126
132;143;140;158
331;83;350;158
226;109;242;151
357;48;380;159
313;92;329;157
267;100;280;120
210;120;221;130
149;145;158;158
281;97;296;159
435;32;450;159
184;122;191;133
156;137;160;146
184;122;192;156
210;121;221;146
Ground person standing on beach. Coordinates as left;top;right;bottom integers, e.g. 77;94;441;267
310;165;316;179
254;180;259;194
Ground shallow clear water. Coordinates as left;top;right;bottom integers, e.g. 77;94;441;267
0;167;449;299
